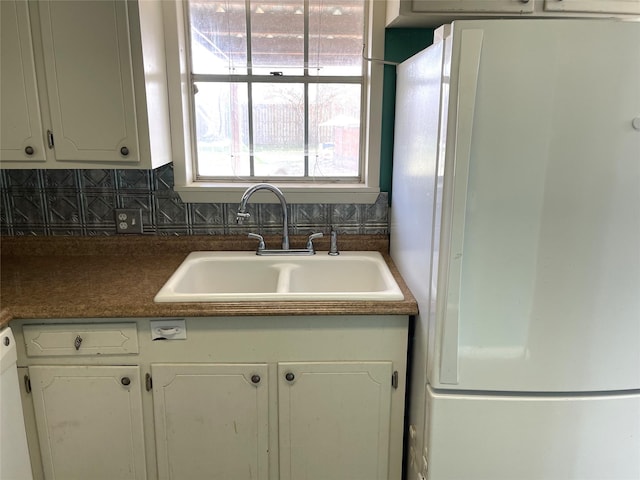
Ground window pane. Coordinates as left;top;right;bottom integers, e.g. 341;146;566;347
251;0;304;76
309;0;364;76
188;1;248;74
194;82;250;177
186;0;367;182
308;83;361;177
252;83;305;177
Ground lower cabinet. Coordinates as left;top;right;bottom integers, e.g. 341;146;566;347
151;361;393;480
28;365;147;480
278;362;392;480
151;363;270;480
15;316;409;480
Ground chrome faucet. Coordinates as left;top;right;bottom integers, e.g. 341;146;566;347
236;183;290;250
236;184;324;256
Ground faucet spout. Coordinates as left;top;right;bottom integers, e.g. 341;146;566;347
236;183;290;250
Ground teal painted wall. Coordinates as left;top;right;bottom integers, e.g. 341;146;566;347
380;28;434;200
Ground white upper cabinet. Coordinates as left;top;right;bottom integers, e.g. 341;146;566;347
543;0;640;14
411;0;535;14
0;0;171;169
38;0;138;163
0;0;47;163
387;0;640;26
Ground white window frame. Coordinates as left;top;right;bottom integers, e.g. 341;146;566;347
162;0;386;204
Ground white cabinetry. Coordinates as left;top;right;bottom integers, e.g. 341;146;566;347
278;362;393;480
151;363;270;480
152;360;398;480
0;0;171;169
387;0;640;26
29;365;147;480
14;316;409;480
411;0;535;14
543;0;640;14
21;322;144;480
0;0;47;163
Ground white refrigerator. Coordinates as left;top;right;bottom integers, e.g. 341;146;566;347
390;19;640;480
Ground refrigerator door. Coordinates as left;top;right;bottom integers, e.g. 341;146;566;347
425;386;640;480
432;20;640;391
390;29;450;472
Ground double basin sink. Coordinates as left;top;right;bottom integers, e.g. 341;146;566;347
154;251;404;302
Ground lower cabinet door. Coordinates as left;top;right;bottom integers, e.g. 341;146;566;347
278;361;393;480
29;365;146;480
151;363;269;480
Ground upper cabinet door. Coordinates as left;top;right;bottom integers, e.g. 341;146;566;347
412;0;535;13
38;0;139;163
544;0;640;14
387;0;639;26
0;0;47;163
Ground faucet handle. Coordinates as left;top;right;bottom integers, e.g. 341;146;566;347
236;211;251;224
306;232;324;253
248;233;265;253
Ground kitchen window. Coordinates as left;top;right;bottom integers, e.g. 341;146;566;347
164;0;385;203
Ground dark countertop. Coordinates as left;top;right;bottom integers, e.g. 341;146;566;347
0;235;418;328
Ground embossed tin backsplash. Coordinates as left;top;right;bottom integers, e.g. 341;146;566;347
0;165;389;236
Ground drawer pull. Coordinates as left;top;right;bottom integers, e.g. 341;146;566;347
251;374;261;384
121;376;131;386
74;335;83;350
156;327;180;336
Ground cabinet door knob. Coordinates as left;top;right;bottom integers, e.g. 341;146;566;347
285;372;295;382
251;374;261;384
24;146;35;155
121;376;131;386
120;146;129;156
74;335;83;350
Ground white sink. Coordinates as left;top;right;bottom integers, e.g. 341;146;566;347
154;251;404;302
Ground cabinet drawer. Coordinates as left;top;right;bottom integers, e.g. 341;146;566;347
23;323;139;357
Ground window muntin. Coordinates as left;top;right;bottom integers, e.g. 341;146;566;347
186;0;366;182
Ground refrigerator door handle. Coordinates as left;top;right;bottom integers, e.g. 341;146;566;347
439;29;484;385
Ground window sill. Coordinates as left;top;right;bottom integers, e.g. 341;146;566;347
174;182;381;204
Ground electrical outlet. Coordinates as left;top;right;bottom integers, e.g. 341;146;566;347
115;209;143;234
